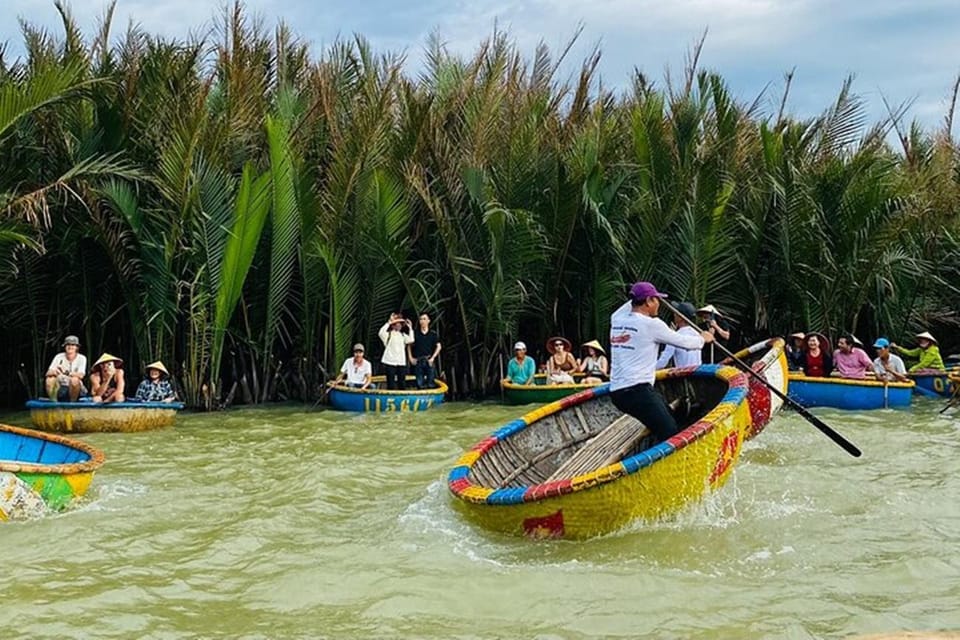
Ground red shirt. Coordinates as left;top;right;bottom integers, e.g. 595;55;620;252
806;351;825;377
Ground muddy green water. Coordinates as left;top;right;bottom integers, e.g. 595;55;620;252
2;401;959;639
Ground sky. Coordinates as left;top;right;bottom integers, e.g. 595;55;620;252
2;0;960;131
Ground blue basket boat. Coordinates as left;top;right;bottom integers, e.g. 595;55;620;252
0;423;105;520
909;370;958;398
787;374;914;410
328;376;448;412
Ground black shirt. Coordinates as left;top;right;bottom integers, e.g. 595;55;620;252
411;329;440;359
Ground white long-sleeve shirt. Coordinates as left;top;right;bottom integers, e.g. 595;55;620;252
379;322;414;366
609;301;705;391
655;325;703;369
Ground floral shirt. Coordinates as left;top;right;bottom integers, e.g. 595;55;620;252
135;378;175;402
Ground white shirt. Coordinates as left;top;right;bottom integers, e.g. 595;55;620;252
872;354;906;380
378;322;415;366
609;301;705;391
47;352;87;385
655;325;703;369
340;357;372;385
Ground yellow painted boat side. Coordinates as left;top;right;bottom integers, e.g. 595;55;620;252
28;405;179;433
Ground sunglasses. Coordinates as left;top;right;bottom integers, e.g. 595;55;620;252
554;342;564;347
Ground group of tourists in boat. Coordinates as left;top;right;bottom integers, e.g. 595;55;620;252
785;330;947;381
43;335;177;404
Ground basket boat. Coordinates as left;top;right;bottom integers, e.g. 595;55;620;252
328;376;448;412
26;399;185;433
787;375;914;410
0;423;105;520
909;369;959;398
449;348;787;539
501;374;598;405
721;338;788;439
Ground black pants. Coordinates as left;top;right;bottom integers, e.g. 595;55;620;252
610;382;678;443
384;364;407;390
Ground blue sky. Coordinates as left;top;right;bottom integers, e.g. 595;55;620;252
3;0;960;131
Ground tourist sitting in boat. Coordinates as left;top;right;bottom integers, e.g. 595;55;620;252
407;312;441;389
655;301;701;369
577;340;609;384
610;281;713;444
505;342;536;385
872;337;909;382
832;333;872;379
379;313;414;390
134;361;177;402
892;332;945;372
331;343;374;389
798;332;833;377
44;335;88;402
545;337;577;384
785;332;805;371
89;353;126;403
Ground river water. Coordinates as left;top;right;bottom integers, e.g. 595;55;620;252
2;400;958;639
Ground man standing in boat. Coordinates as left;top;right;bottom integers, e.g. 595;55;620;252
408;312;441;389
609;282;714;444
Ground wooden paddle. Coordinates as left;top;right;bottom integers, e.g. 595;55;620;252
939;380;960;414
661;299;862;458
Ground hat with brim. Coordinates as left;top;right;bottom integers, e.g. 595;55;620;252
915;331;938;345
873;337;890;349
352;343;365;352
581;340;605;355
63;335;81;347
93;353;123;368
546;336;573;354
789;332;806;340
697;304;722;317
145;361;169;377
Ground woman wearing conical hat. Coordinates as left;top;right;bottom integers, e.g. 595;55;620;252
134;361;177;403
90;353;126;403
891;332;945;372
577;340;609;385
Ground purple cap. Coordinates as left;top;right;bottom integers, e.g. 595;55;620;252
630;281;667;301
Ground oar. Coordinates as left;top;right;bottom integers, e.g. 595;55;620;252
939;380;960;414
882;373;889;409
662;300;862;457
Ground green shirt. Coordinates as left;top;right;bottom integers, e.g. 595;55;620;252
895;344;944;372
506;357;536;384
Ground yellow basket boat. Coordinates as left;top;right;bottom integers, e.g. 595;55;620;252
449;344;787;539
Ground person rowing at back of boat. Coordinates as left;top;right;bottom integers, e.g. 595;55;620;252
872;337;909;382
609;281;713;444
891;331;945;373
655;301;701;369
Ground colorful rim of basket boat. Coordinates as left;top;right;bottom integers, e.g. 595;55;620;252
0;423;105;521
909;369;959;398
26;399;186;433
787;374;914;410
723;338;788;439
501;373;598;405
327;376;448;412
448;340;787;539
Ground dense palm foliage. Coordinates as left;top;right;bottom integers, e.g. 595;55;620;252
2;4;958;408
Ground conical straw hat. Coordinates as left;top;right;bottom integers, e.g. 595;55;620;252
915;331;938;344
145;361;169;376
93;353;123;368
581;340;605;354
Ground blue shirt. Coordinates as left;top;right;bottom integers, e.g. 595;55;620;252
506;357;536;384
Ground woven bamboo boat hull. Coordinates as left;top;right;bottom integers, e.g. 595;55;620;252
501;374;597;405
787;375;914;410
910;370;958;398
328;376;448;412
0;423;105;520
26;400;185;433
449;364;761;539
718;338;788;439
